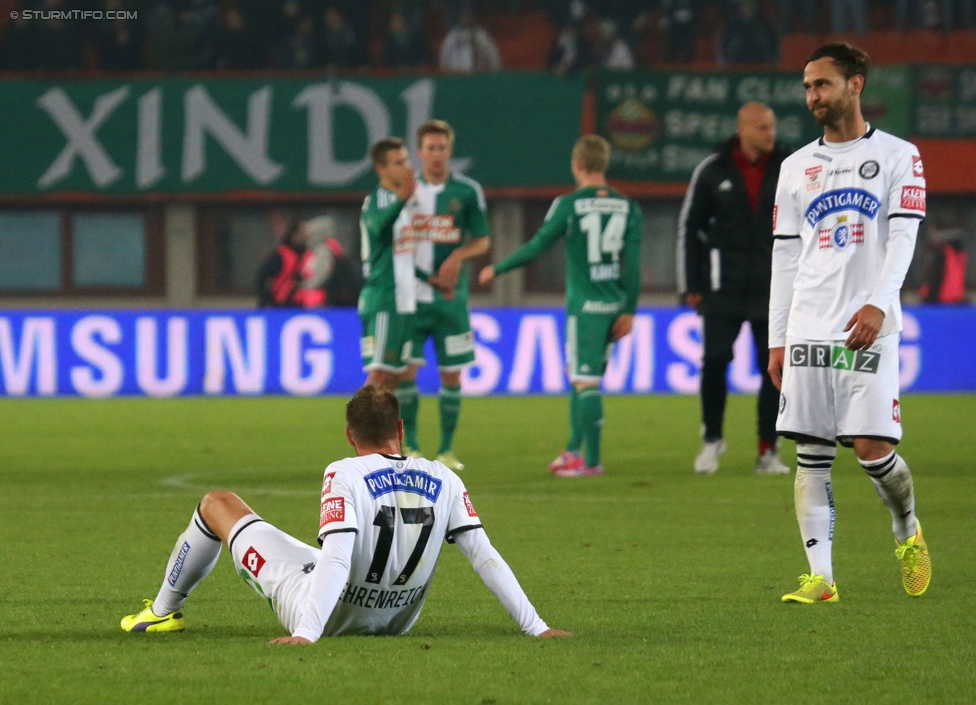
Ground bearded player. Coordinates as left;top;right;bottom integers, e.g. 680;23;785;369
769;42;931;604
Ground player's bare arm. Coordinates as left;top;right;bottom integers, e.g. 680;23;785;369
682;292;703;310
768;346;785;390
843;304;885;350
437;236;491;290
478;265;496;285
610;313;634;341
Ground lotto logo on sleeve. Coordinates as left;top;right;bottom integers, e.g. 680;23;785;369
901;186;926;211
463;492;478;517
320;497;346;528
912;155;924;177
893;399;901;423
772;205;778;229
322;472;335;496
242;547;266;577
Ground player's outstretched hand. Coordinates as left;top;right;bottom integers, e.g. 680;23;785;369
269;636;313;645
478;266;496;285
768;346;785;390
537;629;572;637
843;304;885;350
610;313;634;341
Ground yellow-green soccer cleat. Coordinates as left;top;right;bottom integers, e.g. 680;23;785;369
782;574;839;604
121;599;185;633
896;522;932;597
436;451;465;472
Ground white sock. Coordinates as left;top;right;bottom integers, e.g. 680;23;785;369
860;450;917;543
152;505;222;616
795;444;837;584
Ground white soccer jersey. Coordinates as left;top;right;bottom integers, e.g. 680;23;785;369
772;126;926;341
312;453;481;636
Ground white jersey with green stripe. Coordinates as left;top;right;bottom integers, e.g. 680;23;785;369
359;185;421;314
413;172;491;304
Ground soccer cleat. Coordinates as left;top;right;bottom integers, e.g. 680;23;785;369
782;574;839;604
121;599;185;633
895;522;931;597
402;446;423;459
694;440;726;475
756;449;791;475
549;450;583;473
436;451;465;471
553;463;604;478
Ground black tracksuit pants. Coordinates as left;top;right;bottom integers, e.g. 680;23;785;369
700;313;779;445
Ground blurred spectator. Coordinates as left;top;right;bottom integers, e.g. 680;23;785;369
0;16;41;70
719;0;779;65
548;20;593;75
275;14;321;69
181;0;222;70
321;6;360;69
36;0;84;71
384;9;428;69
899;0;975;30
304;216;363;307
919;224;969;303
218;4;265;70
439;7;501;72
661;0;697;63
596;19;635;69
255;218;324;308
778;0;818;34
97;0;141;71
831;0;868;35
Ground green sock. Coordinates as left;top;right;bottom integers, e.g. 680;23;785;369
566;388;581;452
577;389;604;468
396;381;420;450
437;384;462;454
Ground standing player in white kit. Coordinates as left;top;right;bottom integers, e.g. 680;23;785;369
769;42;932;604
121;386;569;641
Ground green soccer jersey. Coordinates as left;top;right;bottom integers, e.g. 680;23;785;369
494;185;643;315
414;172;491;302
359;185;408;313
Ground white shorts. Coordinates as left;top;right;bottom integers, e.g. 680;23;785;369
777;333;903;447
229;515;317;634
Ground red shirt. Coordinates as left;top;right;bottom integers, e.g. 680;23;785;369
731;141;771;212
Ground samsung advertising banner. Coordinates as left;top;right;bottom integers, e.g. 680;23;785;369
0;307;972;398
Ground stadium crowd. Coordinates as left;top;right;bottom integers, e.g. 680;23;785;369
1;0;973;73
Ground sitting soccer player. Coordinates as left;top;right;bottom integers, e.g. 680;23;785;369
121;386;570;642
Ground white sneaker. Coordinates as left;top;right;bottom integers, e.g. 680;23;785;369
694;440;726;475
756;449;791;475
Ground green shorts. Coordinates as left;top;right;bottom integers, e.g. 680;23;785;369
408;298;475;370
360;310;413;373
566;313;615;383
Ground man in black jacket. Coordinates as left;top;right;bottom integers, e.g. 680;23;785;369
677;102;792;475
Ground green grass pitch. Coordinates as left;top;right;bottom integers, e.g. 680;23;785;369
2;394;975;704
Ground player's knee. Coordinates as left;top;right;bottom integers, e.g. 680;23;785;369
852;437;896;462
199;490;242;525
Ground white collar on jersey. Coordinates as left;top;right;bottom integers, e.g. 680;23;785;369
819;123;874;149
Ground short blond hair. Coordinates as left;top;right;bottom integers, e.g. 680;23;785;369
417;119;455;148
572;135;611;174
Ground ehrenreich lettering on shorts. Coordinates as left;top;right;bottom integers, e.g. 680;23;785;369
789;344;880;373
363;468;443;502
